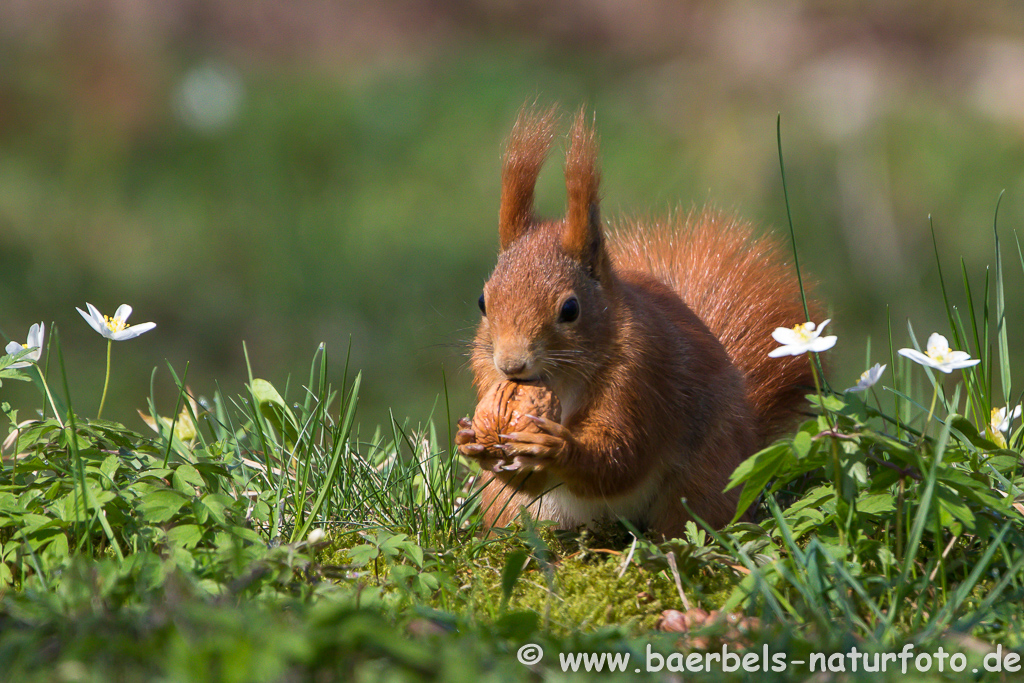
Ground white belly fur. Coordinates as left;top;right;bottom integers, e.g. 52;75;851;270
533;384;662;528
536;467;662;529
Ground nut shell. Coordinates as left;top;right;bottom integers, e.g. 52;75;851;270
472;381;561;447
655;608;711;633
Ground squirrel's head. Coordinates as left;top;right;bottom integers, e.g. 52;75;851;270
472;107;615;411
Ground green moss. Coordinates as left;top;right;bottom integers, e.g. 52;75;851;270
444;523;744;635
318;527;362;566
314;520;743;636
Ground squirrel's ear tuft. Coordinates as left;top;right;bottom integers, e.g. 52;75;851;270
499;105;557;250
562;108;607;277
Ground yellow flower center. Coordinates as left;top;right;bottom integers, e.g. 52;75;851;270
791;322;815;342
103;315;130;333
989;408;1010;448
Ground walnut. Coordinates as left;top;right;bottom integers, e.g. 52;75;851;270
656;608;761;649
472;381;561;448
656;608;711;633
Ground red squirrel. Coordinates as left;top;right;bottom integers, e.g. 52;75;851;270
455;107;818;539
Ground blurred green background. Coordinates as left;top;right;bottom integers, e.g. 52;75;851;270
3;1;1024;430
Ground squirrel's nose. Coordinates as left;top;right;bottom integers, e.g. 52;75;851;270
498;359;529;378
495;349;536;379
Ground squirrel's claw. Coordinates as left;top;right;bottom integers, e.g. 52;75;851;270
526;414;573;441
499;429;567;467
459;443;505;472
504;430;563;450
496;415;577;469
457;425;507;471
458;442;486;456
509;455;552;471
458;414;572;472
498;415;576;465
455;417;475;446
454;428;476;446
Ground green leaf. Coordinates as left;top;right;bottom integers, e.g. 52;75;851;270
377;532;409;560
935;485;975;528
495;610;540;639
500;549;529;609
948;415;998;450
869;466;901;492
195;493;234;526
17;514;53;534
59;487;116;521
397;539;424;568
847;460;869;485
40;529;69;562
792;431;812;459
99;454;120;486
192;461;232;479
726;442;786;491
0;349;35;382
788;508;826;538
172;463;206;494
821;395;846;412
22;525;68;558
228;525;263;544
727;443;793;522
167;524;204;549
943;478;1007;513
348;543;380;567
409;572;441;598
137;469;175;482
389;563;416;584
785;485;834;513
250;378;300;444
137;490;190;523
856;492;895;516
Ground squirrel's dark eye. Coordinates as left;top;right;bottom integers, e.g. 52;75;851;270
478;293;486;316
558;296;580;323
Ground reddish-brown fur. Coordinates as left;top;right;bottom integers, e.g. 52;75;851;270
457;107;818;538
609;213;820;444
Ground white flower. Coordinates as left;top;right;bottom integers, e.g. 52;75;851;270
768;319;837;357
77;303;156;341
4;322;45;368
991;405;1022;434
897;333;979;374
306;528;326;545
845;363;886;393
987;404;1022;449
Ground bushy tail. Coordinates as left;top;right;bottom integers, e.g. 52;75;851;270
609;210;819;444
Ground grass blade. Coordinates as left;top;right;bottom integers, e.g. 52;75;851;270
994;190;1011;405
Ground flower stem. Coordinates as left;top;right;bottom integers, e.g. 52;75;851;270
97;339;112;420
809;352;834;428
810;352;845;544
895;475;905;563
809;355;822;397
918;382;940;448
37;372;64;428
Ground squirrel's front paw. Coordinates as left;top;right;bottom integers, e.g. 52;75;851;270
498;415;574;472
455;417;505;471
454;417;478;451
